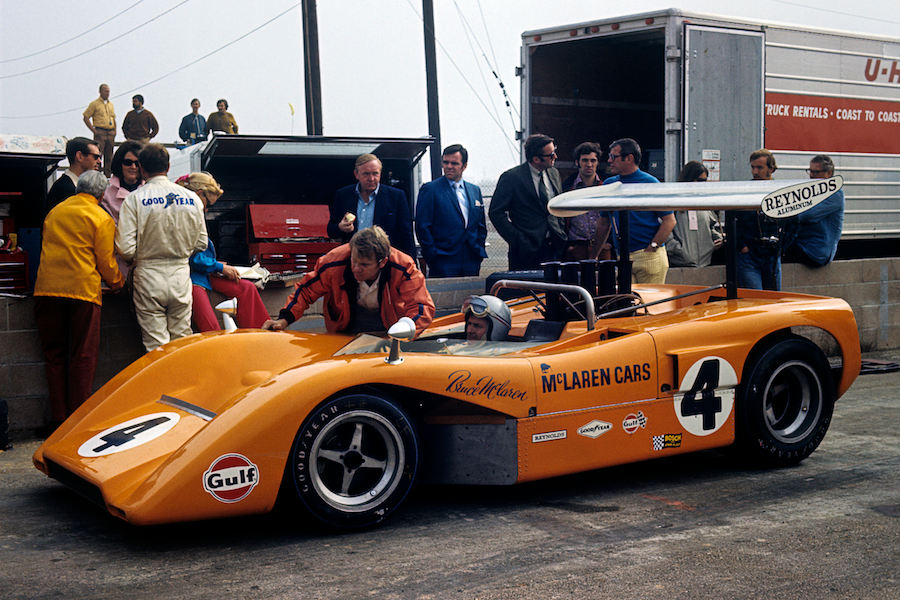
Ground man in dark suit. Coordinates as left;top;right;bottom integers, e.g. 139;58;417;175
415;144;487;277
327;153;415;258
489;134;566;270
46;137;101;213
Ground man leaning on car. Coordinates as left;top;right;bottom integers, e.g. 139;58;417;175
262;226;434;337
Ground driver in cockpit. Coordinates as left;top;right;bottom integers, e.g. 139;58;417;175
462;295;512;341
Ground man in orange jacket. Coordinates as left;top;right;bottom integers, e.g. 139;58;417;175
34;170;124;430
263;226;434;337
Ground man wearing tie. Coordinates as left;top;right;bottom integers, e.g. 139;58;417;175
489;134;566;270
179;98;207;145
415;144;487;277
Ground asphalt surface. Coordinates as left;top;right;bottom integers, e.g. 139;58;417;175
2;352;898;600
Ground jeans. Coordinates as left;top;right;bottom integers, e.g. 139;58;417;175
737;248;781;290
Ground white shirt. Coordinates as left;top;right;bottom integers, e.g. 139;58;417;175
357;280;380;311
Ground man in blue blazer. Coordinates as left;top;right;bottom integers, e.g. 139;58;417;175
415;144;487;277
327;154;415;258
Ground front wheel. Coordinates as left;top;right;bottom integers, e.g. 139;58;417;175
290;394;418;528
736;338;836;467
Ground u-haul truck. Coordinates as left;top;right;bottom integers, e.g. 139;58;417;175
519;8;900;253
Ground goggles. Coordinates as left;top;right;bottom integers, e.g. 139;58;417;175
462;295;511;328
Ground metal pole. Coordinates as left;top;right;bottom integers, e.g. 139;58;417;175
725;211;738;299
422;0;442;179
301;0;323;135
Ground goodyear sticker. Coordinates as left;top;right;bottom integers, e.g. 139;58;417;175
578;420;612;439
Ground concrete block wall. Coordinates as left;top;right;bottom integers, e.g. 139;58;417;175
2;257;897;435
667;258;899;350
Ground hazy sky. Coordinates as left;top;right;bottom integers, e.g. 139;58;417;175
1;0;898;181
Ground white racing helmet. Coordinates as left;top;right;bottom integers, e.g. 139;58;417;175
461;295;512;341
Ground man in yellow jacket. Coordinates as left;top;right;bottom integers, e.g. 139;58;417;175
34;170;123;431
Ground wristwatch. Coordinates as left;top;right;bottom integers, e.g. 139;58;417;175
650;241;659;250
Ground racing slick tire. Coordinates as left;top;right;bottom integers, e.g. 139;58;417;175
289;394;418;529
736;337;836;467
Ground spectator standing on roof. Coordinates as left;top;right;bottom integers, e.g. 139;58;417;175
489;133;567;270
782;154;844;267
121;94;159;144
597;138;675;284
736;148;782;290
263;226;434;337
562;141;611;261
179;98;207;145
34;170;123;430
666;161;723;268
82;83;116;176
415;143;487;277
116;144;208;351
206;98;238;135
46;137;101;212
328;154;416;258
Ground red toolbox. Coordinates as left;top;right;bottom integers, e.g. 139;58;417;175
247;205;340;275
0;248;28;293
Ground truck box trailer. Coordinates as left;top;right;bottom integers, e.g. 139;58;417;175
520;9;900;252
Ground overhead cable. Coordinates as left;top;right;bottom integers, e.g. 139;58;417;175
0;0;192;80
0;0;148;64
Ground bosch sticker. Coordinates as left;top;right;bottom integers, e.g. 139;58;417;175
78;412;180;457
674;357;736;436
203;453;259;503
652;433;682;451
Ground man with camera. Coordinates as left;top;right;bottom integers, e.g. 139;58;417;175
736;148;783;290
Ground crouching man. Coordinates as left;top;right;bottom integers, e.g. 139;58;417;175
263;226;434;337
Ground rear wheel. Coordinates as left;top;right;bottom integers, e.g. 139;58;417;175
290;394;418;528
736;338;835;466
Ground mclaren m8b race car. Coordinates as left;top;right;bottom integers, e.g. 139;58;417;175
34;178;860;530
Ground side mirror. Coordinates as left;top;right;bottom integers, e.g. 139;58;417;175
214;298;238;331
385;317;416;364
387;317;416;341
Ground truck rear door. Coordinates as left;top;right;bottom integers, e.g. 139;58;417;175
684;25;764;181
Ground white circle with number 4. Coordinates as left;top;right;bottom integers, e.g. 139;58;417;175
674;357;737;436
78;412;180;457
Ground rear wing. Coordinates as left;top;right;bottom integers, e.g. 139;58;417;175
548;177;843;298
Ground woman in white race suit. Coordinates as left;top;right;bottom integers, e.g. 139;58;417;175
116;143;208;351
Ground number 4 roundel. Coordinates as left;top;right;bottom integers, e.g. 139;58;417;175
78;412;180;457
674;357;737;436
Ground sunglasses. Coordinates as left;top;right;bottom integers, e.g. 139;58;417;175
122;158;139;167
85;152;101;160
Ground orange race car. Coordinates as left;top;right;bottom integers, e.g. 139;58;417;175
34;178;860;529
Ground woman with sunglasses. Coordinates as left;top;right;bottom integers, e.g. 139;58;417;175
462;295;512;341
101;140;144;224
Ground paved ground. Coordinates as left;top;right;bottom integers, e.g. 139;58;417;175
1;352;898;600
